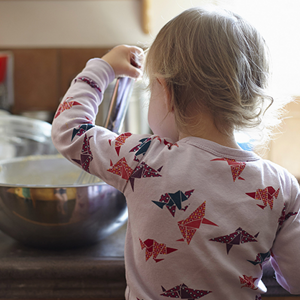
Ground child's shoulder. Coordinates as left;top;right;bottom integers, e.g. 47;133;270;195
259;157;299;187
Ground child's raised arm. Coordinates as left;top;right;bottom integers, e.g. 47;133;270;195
51;45;146;192
102;45;144;79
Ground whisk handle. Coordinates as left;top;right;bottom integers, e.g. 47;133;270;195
104;77;134;133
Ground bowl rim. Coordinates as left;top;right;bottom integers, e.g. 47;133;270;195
0;114;52;142
0;154;107;188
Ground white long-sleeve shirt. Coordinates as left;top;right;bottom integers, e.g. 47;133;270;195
51;58;300;300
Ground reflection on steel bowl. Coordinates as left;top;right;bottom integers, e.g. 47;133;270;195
0;155;128;249
0;114;57;160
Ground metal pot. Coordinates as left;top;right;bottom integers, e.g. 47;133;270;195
0;155;127;248
0;114;57;160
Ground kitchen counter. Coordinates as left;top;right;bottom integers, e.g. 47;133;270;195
0;224;295;299
0;225;127;299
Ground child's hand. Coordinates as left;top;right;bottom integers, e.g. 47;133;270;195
102;45;144;79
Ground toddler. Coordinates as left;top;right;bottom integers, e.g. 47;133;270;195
52;7;300;300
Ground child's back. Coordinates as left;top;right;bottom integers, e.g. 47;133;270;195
52;6;300;300
115;132;299;299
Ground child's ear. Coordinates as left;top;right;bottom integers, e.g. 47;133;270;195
156;77;174;112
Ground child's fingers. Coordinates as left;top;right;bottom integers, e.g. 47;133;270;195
102;45;144;78
127;64;143;79
128;46;145;78
129;46;145;69
130;56;140;69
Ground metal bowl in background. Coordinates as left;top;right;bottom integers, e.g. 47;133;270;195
0;155;128;249
0;114;57;160
0;109;10;116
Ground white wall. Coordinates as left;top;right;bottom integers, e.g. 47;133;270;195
0;0;299;96
232;0;300;98
0;0;212;48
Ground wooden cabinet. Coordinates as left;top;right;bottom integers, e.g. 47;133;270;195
10;49;59;114
0;47;110;117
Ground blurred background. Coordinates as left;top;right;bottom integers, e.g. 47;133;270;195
0;0;299;94
0;0;300;176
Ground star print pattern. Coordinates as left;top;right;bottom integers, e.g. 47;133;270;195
139;238;177;263
160;283;211;299
177;201;218;245
211;158;246;181
246;186;280;210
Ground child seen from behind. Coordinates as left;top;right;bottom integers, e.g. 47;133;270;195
52;7;300;300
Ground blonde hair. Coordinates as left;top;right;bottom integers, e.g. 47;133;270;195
145;7;280;144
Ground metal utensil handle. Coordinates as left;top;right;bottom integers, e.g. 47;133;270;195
104;77;134;133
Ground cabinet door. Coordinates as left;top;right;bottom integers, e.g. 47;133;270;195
12;49;59;114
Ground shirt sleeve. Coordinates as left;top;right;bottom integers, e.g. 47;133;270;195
270;174;300;294
51;58;150;192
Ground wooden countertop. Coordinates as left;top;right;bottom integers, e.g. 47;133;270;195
0;225;127;299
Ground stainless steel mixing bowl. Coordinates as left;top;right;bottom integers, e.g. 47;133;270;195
0;114;57;160
0;155;127;249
